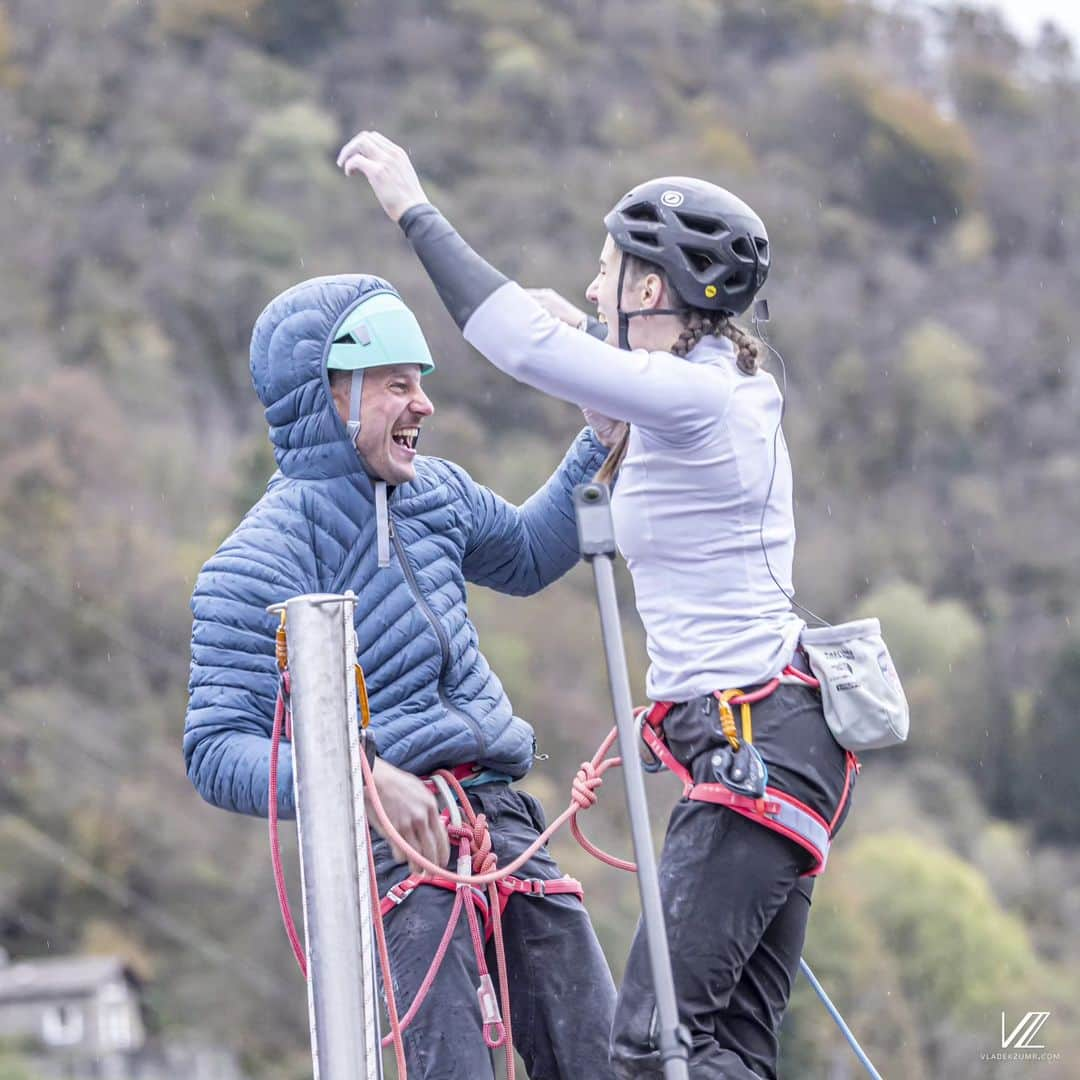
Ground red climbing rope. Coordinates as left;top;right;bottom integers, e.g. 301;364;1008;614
268;673;306;977
358;727;635;886
366;837;408;1076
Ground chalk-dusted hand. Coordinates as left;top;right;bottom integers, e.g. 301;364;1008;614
337;131;429;223
367;758;450;873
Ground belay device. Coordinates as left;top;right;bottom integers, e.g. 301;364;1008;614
710;740;769;799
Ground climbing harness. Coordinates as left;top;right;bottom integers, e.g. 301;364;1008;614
639;667;859;877
268;608;878;1079
379;848;584;946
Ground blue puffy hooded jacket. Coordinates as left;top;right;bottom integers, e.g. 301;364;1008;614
184;275;607;818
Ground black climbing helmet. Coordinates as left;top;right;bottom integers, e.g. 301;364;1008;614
604;176;770;318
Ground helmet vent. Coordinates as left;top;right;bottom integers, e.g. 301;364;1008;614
754;237;769;260
675;211;725;236
629;230;661;248
725;271;752;293
622;202;661;223
681;247;715;274
730;237;755;262
333;326;371;346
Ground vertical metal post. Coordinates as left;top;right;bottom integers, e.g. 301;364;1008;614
286;592;381;1080
573;484;690;1080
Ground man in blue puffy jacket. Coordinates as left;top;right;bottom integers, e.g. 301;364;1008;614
184;274;617;1078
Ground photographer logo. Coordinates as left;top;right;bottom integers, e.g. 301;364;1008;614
1001;1012;1049;1050
981;1010;1060;1064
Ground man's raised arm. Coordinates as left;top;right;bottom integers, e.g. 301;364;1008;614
451;427;607;596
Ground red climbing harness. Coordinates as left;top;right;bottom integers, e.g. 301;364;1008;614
638;667;859;877
380;861;584;943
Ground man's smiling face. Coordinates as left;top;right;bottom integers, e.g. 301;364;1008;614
332;363;434;484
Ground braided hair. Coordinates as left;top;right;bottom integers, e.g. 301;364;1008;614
671;312;761;376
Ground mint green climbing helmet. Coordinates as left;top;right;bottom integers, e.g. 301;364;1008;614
327;292;436;374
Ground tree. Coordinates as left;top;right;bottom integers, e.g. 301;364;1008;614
855;581;987;761
845;835;1042;1070
1025;639;1080;842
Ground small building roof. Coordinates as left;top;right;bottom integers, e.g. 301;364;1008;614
0;955;138;1003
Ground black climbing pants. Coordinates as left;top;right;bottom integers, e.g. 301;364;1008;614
374;782;617;1080
611;675;854;1080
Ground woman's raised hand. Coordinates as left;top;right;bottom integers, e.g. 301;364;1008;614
337;130;429;223
527;288;590;330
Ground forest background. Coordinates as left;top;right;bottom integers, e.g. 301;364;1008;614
1;0;1078;1077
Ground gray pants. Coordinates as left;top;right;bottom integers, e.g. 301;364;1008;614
374;783;617;1080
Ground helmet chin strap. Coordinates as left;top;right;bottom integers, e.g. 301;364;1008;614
614;252;685;350
344;368;392;569
346;368;364;444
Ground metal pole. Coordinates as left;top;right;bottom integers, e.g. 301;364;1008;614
573;484;690;1080
286;592;381;1080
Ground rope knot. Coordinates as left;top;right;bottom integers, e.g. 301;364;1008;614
572;762;602;810
470;814;497;874
446;823;471;845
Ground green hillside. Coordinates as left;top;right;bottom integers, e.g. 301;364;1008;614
0;0;1078;1075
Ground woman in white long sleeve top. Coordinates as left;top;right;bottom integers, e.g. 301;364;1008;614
341;130;856;1080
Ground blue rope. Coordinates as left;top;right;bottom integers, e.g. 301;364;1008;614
799;959;884;1080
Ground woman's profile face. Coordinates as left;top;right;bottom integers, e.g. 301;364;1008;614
584;234;621;344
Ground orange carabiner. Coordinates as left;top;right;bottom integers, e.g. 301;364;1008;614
275;610;288;672
356;664;371;728
715;688;753;748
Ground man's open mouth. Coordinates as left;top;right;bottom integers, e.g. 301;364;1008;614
392;427;420;451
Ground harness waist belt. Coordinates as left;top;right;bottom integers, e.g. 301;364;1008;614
642;690;855;877
380;872;584;941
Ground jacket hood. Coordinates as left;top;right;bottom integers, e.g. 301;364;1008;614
249;274;401;481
